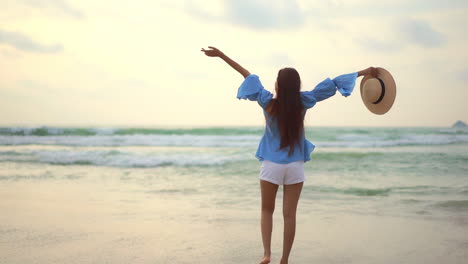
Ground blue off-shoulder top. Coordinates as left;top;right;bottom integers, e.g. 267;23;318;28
237;72;358;164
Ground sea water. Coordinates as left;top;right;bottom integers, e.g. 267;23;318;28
0;126;467;263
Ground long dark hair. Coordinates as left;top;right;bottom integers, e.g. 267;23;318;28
266;67;304;156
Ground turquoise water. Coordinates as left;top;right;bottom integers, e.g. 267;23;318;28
1;126;467;220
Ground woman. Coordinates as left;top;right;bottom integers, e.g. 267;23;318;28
201;46;375;264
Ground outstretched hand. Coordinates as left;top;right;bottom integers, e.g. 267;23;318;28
201;46;224;57
200;46;250;78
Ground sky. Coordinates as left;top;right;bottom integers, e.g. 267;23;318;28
1;0;467;127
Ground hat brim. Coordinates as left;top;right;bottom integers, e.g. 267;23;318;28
360;67;396;115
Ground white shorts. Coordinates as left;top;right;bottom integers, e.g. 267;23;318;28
259;160;305;185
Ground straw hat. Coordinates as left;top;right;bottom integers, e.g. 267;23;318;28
360;67;396;115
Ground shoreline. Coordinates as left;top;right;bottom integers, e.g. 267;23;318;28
1;181;467;264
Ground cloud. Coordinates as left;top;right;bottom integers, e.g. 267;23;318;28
224;0;305;29
267;53;293;67
186;0;306;30
0;30;63;53
302;0;468;19
458;70;468;83
396;18;445;48
356;37;403;52
355;18;446;52
20;0;84;19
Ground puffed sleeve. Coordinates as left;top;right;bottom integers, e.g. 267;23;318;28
334;72;358;97
301;72;358;109
237;74;273;109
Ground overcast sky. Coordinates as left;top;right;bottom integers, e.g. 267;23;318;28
1;0;467;127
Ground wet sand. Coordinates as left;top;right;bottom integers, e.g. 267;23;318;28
1;180;467;264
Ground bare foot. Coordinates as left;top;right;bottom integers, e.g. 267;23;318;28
259;256;271;264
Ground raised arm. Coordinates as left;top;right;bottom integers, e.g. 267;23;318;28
201;46;251;78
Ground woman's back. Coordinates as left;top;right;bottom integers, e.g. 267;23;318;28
266;68;304;156
237;72;358;163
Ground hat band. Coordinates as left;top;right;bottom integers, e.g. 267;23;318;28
372;78;386;104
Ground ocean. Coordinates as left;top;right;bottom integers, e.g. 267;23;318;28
1;126;467;263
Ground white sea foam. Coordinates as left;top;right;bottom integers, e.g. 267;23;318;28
0;135;261;147
0;149;250;167
90;127;117;135
335;134;386;142
319;134;468;148
1;132;468;148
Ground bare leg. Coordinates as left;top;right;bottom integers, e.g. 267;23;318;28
260;180;279;264
280;182;303;264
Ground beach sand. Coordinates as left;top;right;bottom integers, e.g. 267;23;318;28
1;178;467;264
